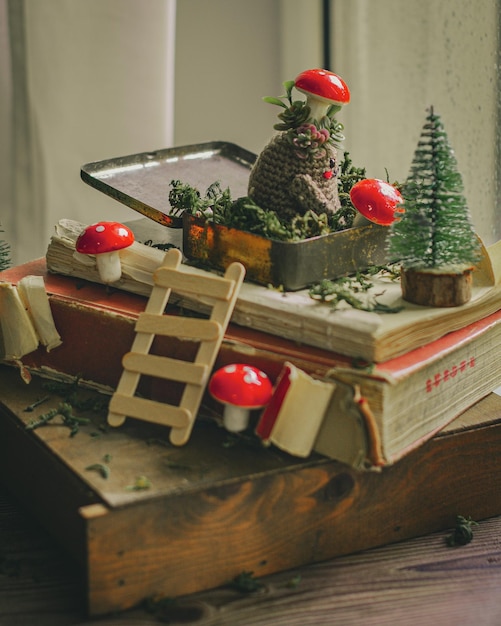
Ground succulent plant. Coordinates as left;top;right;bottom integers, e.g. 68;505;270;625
287;123;331;160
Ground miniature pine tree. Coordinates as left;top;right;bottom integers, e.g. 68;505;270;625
388;107;481;270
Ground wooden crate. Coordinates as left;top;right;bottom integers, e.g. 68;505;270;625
1;365;501;616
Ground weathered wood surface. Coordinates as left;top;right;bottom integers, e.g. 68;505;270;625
1;482;501;626
1;366;501;619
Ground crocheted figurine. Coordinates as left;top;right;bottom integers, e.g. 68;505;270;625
248;69;350;221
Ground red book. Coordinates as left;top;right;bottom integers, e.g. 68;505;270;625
2;258;501;468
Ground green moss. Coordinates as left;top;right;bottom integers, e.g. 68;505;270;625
167;152;366;242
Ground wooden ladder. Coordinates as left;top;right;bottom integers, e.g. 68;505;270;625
107;248;245;445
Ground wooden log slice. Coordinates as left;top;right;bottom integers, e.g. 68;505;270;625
401;267;473;307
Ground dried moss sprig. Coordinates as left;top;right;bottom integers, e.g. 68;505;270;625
337;152;366;220
85;463;110;479
143;240;177;252
230;571;264;593
446;515;478;547
285;574;302;589
309;268;404;313
42;377;109;413
23;396;51;412
167;151;367;242
25;402;91;437
85;454;112;479
125;475;152;491
25;377;108;437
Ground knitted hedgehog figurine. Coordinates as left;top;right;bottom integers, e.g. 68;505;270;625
248;69;350;221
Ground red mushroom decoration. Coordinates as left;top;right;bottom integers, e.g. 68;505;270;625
208;363;273;433
350;179;404;226
294;68;350;122
75;221;135;284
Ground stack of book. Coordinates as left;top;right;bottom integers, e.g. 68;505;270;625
1;218;500;470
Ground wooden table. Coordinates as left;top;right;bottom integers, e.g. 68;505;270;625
1;481;501;626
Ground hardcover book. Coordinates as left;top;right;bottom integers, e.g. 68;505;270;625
252;306;501;467
315;308;501;465
1;257;501;469
45;218;501;362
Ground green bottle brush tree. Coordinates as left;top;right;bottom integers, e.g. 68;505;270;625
388;107;481;307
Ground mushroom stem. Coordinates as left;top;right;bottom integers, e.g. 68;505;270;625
306;97;332;123
95;251;122;284
222;405;252;432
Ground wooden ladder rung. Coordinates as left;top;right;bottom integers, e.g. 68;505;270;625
153;267;235;300
122;352;209;385
135;313;221;341
109;393;191;428
108;247;245;445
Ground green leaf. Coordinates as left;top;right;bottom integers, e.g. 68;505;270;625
283;79;295;100
126;475;152;491
262;96;287;108
85;463;110;479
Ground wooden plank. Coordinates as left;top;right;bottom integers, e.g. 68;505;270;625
3;480;501;625
122;352;208;385
2;367;501;616
154;266;235;300
108;393;191;428
85;411;501;614
135;313;221;341
0;365;309;511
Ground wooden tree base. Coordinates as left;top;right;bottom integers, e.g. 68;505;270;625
401;267;473;307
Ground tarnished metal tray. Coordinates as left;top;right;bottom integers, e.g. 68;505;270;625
81;141;390;290
81;141;256;228
183;214;389;291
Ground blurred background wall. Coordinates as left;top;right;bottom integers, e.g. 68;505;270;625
1;0;499;265
2;0;177;264
331;0;500;247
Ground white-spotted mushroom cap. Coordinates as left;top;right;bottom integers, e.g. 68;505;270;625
295;69;350;122
209;363;273;432
76;222;134;284
350;179;404;226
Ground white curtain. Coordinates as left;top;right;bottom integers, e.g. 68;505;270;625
332;0;500;246
2;0;176;265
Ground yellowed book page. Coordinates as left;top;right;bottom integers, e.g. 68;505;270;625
270;364;335;458
0;283;39;360
17;275;62;351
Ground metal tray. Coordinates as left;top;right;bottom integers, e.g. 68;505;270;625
81;141;256;228
183;214;389;291
81;141;390;290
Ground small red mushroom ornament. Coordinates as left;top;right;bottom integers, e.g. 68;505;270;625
350;179;404;226
75;221;135;284
295;68;350;122
208;363;273;433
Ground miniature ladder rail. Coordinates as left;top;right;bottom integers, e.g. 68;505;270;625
107;248;245;445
